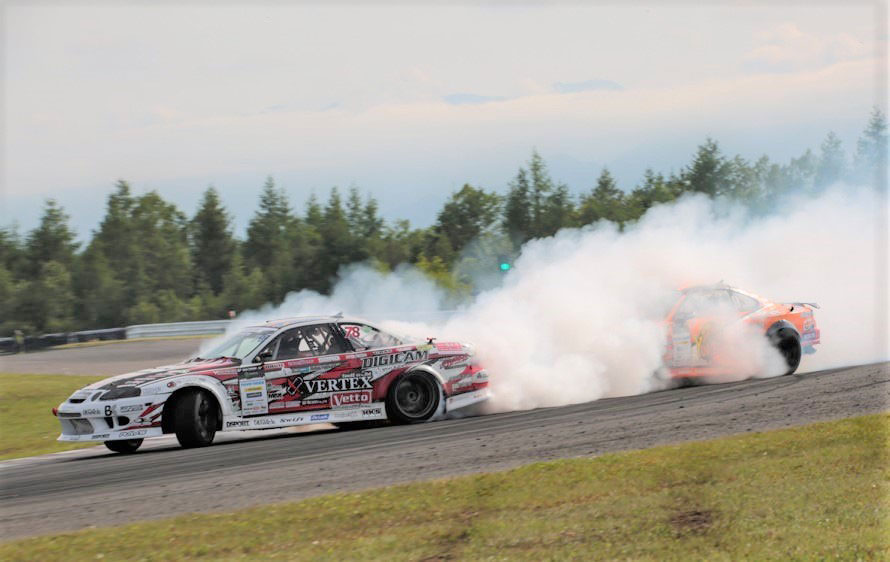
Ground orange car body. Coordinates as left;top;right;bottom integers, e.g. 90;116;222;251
664;284;820;378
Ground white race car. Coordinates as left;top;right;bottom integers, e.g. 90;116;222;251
53;316;489;453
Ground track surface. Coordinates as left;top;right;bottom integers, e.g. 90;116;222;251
1;362;886;540
0;338;205;375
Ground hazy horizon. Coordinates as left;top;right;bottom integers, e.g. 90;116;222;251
2;3;883;239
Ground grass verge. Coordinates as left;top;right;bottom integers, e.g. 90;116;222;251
0;373;104;460
1;413;887;560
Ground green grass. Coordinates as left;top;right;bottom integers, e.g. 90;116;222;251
1;413;887;561
0;373;104;460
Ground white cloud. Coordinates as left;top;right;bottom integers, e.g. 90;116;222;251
0;4;879;231
743;23;870;72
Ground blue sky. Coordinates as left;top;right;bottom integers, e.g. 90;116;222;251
1;3;882;240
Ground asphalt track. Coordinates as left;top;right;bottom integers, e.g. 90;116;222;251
0;338;206;375
1;361;887;540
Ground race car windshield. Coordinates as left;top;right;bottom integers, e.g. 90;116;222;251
197;328;275;360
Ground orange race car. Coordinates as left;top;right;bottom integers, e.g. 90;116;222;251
664;283;820;380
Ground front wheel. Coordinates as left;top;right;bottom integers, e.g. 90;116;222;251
173;389;218;448
104;439;143;454
386;372;440;424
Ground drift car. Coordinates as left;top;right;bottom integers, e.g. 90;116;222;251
53;316;488;453
664;283;820;379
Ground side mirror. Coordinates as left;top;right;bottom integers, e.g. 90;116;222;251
255;349;273;363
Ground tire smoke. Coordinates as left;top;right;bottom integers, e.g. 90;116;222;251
214;185;888;413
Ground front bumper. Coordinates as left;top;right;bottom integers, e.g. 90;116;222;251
55;395;165;442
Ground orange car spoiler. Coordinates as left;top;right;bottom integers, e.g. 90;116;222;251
790;302;820;309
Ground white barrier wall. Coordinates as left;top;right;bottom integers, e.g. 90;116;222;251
125;320;232;339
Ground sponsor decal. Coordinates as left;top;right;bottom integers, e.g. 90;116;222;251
118;429;148;438
91;433;110;439
337;410;361;420
279;416;304;424
253;418;276;426
291;375;373;396
361;408;382;416
226;420;250;428
119;404;144;413
239;365;264;377
331;390;372;408
435;342;462;352
82;408;101;416
440;355;469;369
239;376;269;416
310;414;330;421
361;350;429;369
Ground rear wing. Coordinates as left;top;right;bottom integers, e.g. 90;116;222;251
789;302;820;309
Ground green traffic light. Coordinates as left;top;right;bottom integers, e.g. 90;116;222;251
499;262;511;271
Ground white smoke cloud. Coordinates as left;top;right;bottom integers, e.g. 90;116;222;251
209;185;888;414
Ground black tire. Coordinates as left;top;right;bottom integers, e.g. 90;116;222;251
104;439;143;454
173;389;218;448
386;372;440;424
771;328;802;375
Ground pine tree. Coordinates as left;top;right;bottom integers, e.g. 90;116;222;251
627;169;674;218
854;108;888;186
528;150;553;237
503;168;532;243
0;226;24;278
319;188;353;284
245;177;292;271
814;131;846;190
540;183;575;236
190;186;235;294
723;155;762;202
579;168;624;225
72;245;124;328
94;180;140;315
683;138;728;197
24;199;79;277
244;177;296;302
432;184;501;256
130;191;193;300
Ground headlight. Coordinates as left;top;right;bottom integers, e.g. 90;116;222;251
100;386;141;400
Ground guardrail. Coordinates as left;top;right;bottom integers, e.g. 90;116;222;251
2;312;459;354
125;320;232;339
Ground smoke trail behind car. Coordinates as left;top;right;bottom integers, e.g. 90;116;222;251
210;185;888;413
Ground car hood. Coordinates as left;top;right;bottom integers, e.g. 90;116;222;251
84;357;239;390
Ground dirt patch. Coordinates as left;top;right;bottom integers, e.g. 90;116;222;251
670;509;714;535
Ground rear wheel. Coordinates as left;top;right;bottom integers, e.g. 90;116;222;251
386;372;440;424
771;328;802;375
104;439;143;454
173;389;218;448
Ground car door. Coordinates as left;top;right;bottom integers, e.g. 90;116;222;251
669;290;734;367
255;323;352;414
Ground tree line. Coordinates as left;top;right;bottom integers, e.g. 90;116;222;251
0;109;885;336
